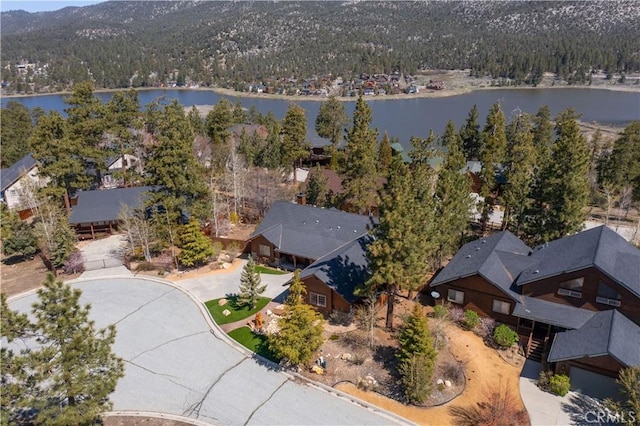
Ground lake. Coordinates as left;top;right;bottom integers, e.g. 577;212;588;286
3;88;639;149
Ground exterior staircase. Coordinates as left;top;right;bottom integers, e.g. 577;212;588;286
527;338;545;362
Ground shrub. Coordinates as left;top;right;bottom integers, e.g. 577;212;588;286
443;361;466;385
450;306;464;324
226;241;242;258
548;374;571;396
329;334;340;341
449;384;528;426
62;251;85;274
211;241;223;258
493;324;519;348
135;261;156;272
463;310;480;330
538;370;553;389
477;317;496;339
433;304;449;319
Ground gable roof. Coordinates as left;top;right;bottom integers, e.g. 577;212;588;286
250;201;373;261
68;186;153;225
516;226;640;298
1;153;38;192
548;310;640;367
430;230;534;300
299;234;372;303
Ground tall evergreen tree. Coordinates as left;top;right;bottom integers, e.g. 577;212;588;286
1;275;124;425
205;98;233;145
30;111;89;207
397;304;437;404
343;95;379;214
523;109;590;244
459;104;481;160
478;102;507;232
531;105;554;166
315;95;348;170
145;100;208;217
268;270;324;365
441;119;462;149
366;157;434;330
280;103;309;184
237;256;267;309
434;124;472;266
502;113;536;235
305;164;328;206
0;101;34;167
377;131;393;175
188;105;206;136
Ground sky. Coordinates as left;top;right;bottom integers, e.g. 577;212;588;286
1;0;104;13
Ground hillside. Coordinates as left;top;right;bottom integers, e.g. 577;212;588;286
2;1;640;92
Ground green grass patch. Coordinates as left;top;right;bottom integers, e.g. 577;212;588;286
228;326;277;361
205;296;270;325
254;265;287;275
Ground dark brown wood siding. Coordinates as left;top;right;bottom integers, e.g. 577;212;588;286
520;267;640;325
301;275;351;315
555;355;624;378
249;235;276;264
434;275;518;327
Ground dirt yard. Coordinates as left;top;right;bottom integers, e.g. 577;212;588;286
1;255;50;297
317;297;527;426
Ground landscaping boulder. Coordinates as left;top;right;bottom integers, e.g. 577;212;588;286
437;379;444;385
218;298;227;306
341;353;353;361
222;309;231;317
445;380;452;387
311;365;324;375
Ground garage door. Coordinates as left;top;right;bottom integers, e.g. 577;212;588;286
569;366;620;400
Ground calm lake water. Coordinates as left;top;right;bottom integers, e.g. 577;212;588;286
3;88;639;149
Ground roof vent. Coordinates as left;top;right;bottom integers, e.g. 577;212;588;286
533;269;539;274
353;229;357;233
466;254;472;258
315;220;319;224
302;221;306;225
474;247;480;251
337;226;341;229
481;239;486;244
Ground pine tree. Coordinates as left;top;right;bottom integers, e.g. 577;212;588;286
281;103;309;184
397;304;436;404
459;104;481;160
306;164;328;206
205;98;233;145
367;157;435;330
315;95;348;170
0;101;34;168
177;221;214;268
268;270;324;365
188;105;206;136
478;102;507;233
532;105;554;166
343;95;379;214
502;113;536;235
237;256;267;309
434;124;472;266
1;275;124;425
377;131;393;175
544;109;591;240
0;207;38;258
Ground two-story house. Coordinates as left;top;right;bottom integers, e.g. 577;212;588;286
0;153;48;218
429;225;640;399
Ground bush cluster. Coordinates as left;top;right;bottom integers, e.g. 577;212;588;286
493;324;519;348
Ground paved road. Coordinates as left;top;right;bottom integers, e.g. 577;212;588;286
9;277;407;425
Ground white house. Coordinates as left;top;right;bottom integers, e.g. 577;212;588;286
102;154;141;189
0;153;48;215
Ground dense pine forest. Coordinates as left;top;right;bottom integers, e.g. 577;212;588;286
2;1;640;92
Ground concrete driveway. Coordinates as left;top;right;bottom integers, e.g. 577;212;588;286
79;235;132;278
9;277;407;425
519;360;611;425
176;259;293;303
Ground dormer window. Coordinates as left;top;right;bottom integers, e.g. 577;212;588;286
596;282;621;307
557;277;583;299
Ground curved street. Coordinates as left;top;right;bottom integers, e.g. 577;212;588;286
8;276;408;425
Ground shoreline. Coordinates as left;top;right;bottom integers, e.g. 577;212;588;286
2;80;639;103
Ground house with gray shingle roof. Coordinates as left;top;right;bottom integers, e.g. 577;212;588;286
430;225;640;397
249;201;377;313
69;186;153;239
0;153;48;216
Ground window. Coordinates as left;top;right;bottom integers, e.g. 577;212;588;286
558;277;583;298
310;292;327;307
597;282;621;307
493;299;511;314
447;289;464;304
258;244;271;257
